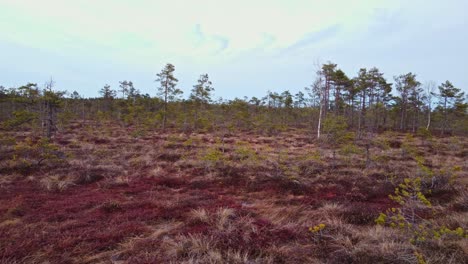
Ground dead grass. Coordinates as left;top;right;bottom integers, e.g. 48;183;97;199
40;174;75;192
0;122;467;263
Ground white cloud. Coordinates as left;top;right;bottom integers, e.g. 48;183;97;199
0;0;404;63
1;0;467;97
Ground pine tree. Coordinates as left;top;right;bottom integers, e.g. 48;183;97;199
118;81;129;99
190;74;214;129
394;73;420;131
99;84;116;99
437;81;464;135
155;63;181;130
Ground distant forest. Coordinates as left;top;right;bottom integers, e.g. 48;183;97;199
1;62;466;138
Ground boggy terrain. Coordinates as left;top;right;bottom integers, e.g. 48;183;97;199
0;122;467;263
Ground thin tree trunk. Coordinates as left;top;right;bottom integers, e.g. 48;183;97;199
400;104;405;131
442;97;447;135
426;108;431;130
317;95;323;139
357;96;362;139
350;97;354;128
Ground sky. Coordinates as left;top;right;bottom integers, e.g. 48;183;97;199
0;0;467;99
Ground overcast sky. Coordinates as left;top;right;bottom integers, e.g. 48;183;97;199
1;0;467;99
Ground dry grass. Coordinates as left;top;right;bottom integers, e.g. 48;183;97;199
40;174;75;192
0;122;467;263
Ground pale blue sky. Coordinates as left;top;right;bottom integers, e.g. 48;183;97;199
1;0;467;99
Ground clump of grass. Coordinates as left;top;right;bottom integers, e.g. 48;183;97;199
40;175;75;192
100;201;122;213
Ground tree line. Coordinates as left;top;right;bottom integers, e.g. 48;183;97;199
0;62;466;138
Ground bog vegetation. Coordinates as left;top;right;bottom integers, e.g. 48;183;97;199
0;62;467;263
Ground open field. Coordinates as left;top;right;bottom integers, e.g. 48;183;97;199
2;1;468;263
0;122;467;263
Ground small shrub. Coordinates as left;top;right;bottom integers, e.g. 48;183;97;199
183;137;202;149
157;151;182;162
388;140;402;149
165;135;184;149
40;175;74;192
0;134;16;147
74;170;104;185
12;137;66;168
342;204;380;225
322;116;352;148
339;143;363;156
380;131;401;149
232;142;261;167
93;137;110;144
416;128;432;139
376;177;467;245
452;191;468;212
201;146;226;171
297;154;325;177
309;223;326;242
2;110;38;130
130;129;146;138
101;201;122;213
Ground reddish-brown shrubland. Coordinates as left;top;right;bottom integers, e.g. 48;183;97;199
0;122;467;263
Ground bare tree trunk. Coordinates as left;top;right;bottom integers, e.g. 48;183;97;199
357;96;362;139
358;90;366;139
183;101;188;133
416;107;420;132
425;81;435;131
426;109;431;130
162;79;168;131
442;97;447;135
400;104;405;131
350;97;354;128
365;143;371;168
193;101;198;130
317;96;323;139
